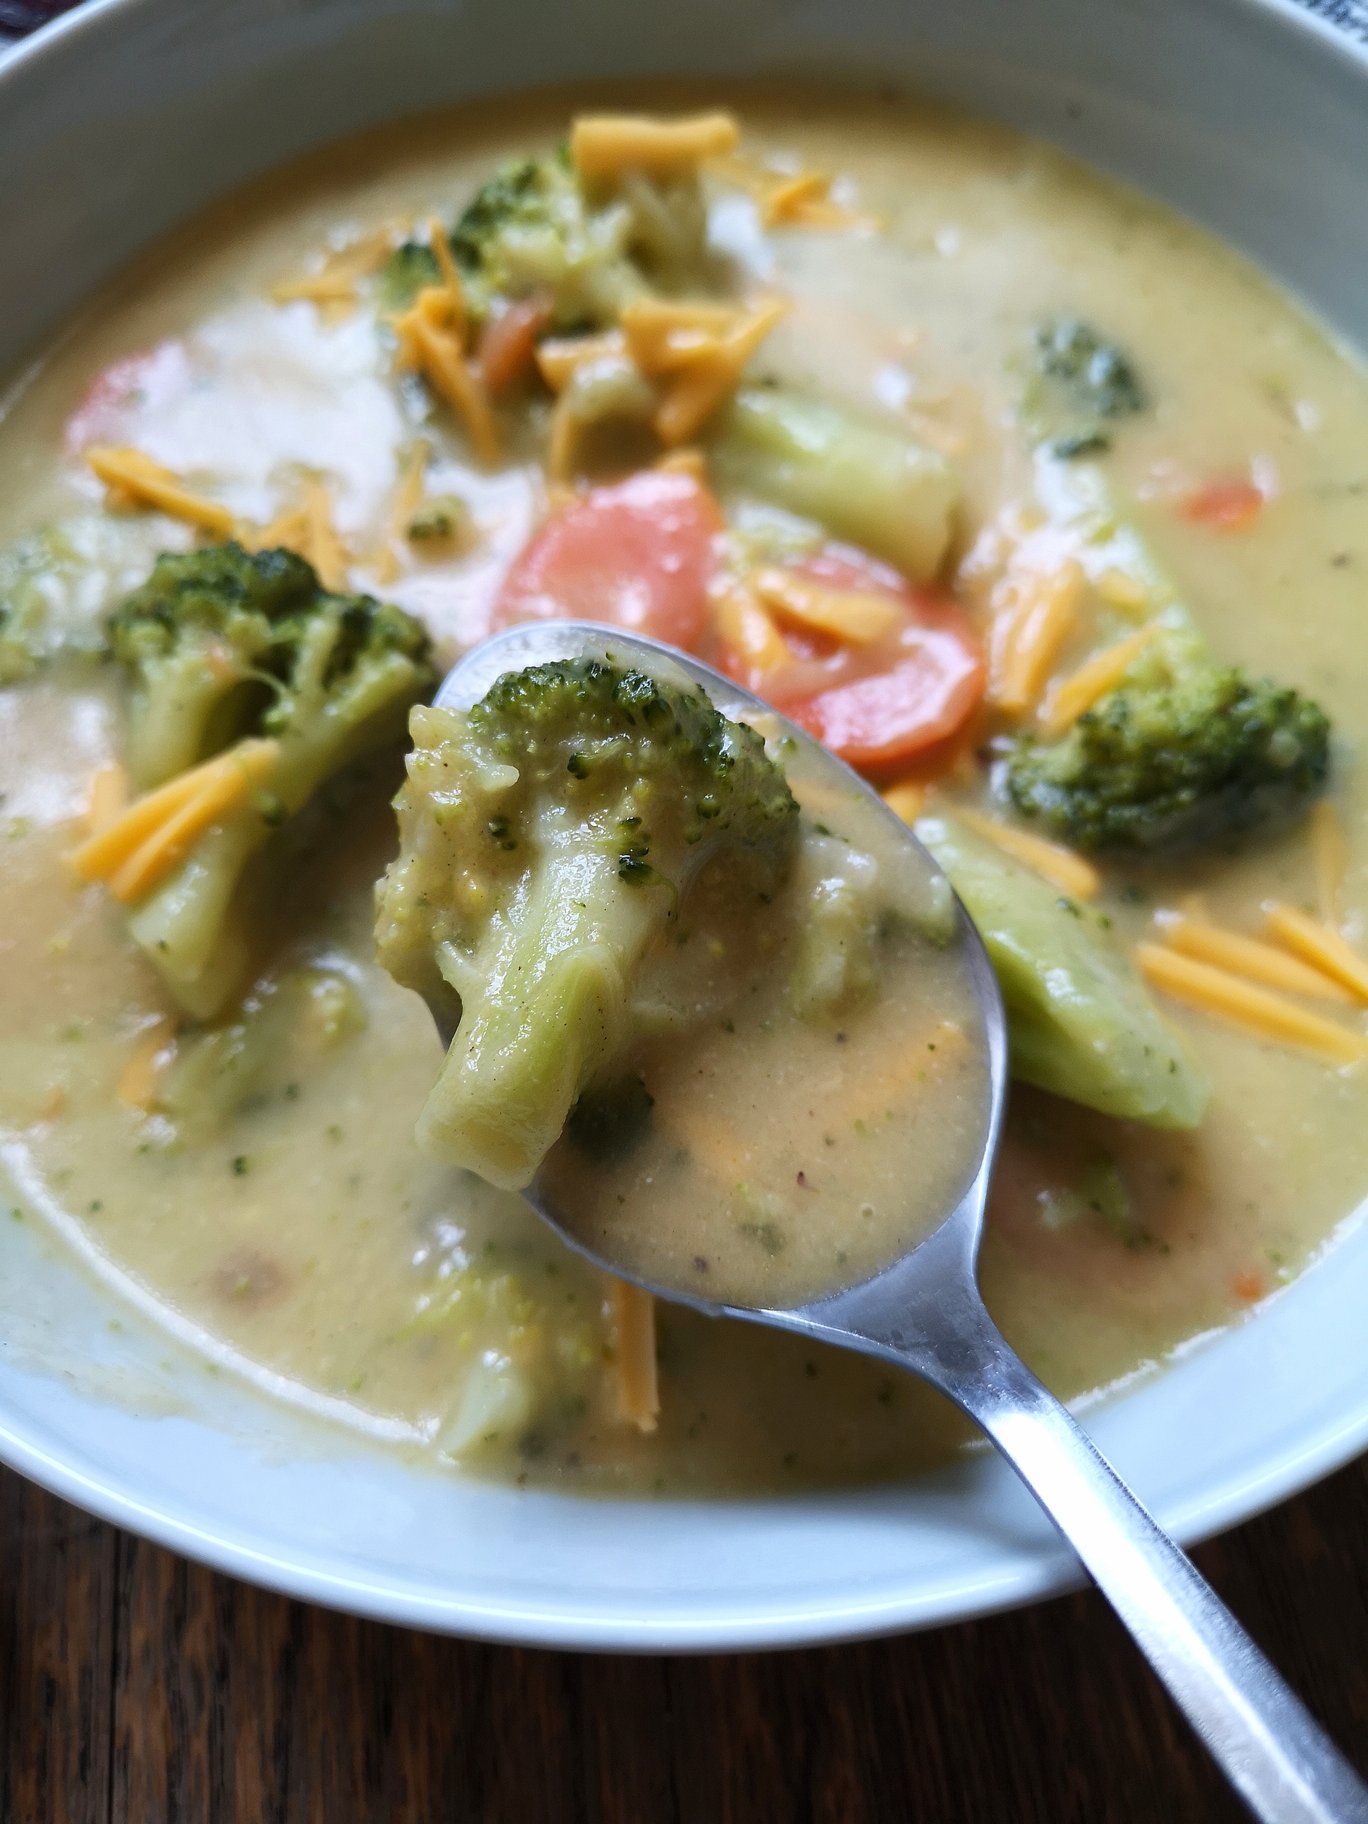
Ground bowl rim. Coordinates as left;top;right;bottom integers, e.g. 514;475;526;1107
1;0;1367;1652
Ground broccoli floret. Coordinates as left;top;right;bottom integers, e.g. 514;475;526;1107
108;542;325;790
109;544;434;1018
376;655;798;1189
1022;318;1147;459
380;149;708;332
375;240;442;313
1004;637;1330;854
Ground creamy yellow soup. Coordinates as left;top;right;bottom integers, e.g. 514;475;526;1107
542;726;992;1308
1;86;1366;1493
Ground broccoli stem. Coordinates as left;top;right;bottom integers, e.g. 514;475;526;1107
709;386;958;583
125;818;265;1021
419;837;663;1189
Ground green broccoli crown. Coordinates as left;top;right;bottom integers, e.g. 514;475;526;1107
1024;318;1147;459
109;543;433;1021
109;540;318;656
378;141;705;332
375;656;798;1189
448;155;570;271
1005;655;1330;854
109;541;322;787
469;655;799;878
375;239;442;312
109;540;433;792
381;154;590;324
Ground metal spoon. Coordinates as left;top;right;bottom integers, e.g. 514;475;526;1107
432;620;1368;1824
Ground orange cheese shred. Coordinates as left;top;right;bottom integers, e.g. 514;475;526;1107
989;558;1086;716
1155;911;1354;1005
571;111;740;180
711;578;792;678
1137;943;1368;1066
881;780;927;826
606;1278;659;1434
1265;903;1368;1005
956;807;1100;902
404;309;499;465
535;331;629;393
70;740;279;905
752;566;899;646
652;298;786;445
87;446;236;539
271;226;397;316
1039;624;1159;738
85;761;131;837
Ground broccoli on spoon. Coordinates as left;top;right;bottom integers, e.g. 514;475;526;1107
375;654;799;1190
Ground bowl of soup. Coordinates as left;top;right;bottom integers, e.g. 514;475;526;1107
1;0;1366;1648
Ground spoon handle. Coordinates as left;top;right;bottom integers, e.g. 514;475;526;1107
895;1289;1368;1823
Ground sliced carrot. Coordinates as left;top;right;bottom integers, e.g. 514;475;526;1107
478;296;552;395
1180;477;1264;531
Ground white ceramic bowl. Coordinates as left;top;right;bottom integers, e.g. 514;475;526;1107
1;0;1366;1651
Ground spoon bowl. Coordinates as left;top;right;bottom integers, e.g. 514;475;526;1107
430;620;1367;1824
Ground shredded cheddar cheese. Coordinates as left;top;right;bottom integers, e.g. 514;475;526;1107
71;740;279;905
427;217;469;336
116;1016;177;1112
988;557;1086;716
87;446;236;539
654;446;707;479
1154;911;1354;1004
1094;567;1149;611
1265;903;1368;1005
271;226;398;317
606;1278;659;1433
711;578;791;676
249;503;310;554
85;761;131;837
570;111;739;180
393;286;499;465
621;298;746;372
546;391;580;483
652;298;786;445
881;781;927;826
957;807;1100;901
762;170;830;224
1137;942;1368;1066
708;155;879;232
1039;624;1159;738
535;332;629;392
753;566;899;646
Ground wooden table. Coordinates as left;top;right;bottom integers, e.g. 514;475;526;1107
3;1454;1366;1821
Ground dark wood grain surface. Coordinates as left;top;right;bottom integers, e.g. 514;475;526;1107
3;1452;1366;1823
